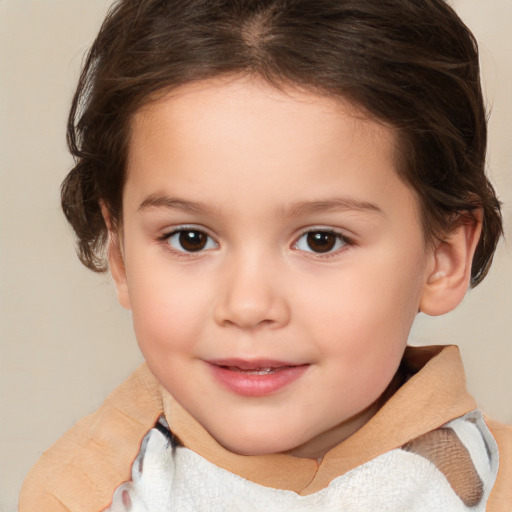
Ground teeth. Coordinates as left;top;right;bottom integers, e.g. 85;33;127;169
228;366;278;375
248;368;275;375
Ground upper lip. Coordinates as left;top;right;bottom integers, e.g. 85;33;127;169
207;359;305;370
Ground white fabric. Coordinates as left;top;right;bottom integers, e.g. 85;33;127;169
104;411;498;512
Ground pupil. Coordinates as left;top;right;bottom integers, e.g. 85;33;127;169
179;231;207;252
307;232;335;253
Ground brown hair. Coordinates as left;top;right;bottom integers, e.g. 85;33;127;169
62;0;502;285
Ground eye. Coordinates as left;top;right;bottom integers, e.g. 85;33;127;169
294;230;348;254
165;228;218;253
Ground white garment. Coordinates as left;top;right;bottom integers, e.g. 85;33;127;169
104;410;498;512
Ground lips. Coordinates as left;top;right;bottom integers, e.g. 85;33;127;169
207;359;309;397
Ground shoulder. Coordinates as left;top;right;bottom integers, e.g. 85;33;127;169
485;416;512;512
19;364;163;512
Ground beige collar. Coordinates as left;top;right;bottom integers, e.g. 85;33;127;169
162;345;476;495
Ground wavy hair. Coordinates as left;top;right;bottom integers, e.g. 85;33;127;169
62;0;502;285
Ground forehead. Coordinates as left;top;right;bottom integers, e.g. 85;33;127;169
125;77;419;225
131;76;396;158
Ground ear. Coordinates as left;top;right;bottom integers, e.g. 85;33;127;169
419;210;482;316
100;203;131;310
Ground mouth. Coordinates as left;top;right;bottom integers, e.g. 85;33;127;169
226;367;289;375
206;359;309;397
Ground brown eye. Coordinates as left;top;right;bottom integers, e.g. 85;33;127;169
306;232;336;253
179;230;207;251
166;228;217;253
295;230;347;254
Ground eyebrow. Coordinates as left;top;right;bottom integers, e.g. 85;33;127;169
138;194;384;218
138;194;218;215
284;198;384;218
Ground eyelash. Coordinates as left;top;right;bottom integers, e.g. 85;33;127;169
158;226;353;257
158;226;218;257
293;229;353;257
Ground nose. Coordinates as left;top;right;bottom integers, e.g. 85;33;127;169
213;254;290;330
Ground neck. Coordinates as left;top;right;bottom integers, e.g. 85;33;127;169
287;361;410;460
286;401;380;460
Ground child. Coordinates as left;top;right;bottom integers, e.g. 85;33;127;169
20;0;512;510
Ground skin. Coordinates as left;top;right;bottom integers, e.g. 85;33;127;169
107;76;481;460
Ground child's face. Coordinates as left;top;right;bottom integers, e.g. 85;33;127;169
114;77;435;459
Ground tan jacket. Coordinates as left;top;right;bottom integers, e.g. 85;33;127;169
19;346;512;511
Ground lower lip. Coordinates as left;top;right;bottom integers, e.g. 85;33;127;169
208;364;309;397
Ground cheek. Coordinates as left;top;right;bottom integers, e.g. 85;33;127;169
126;262;213;354
311;258;422;337
303;246;426;376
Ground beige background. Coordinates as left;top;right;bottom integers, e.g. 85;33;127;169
0;0;511;510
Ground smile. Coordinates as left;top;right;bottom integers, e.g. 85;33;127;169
206;359;309;397
227;367;282;375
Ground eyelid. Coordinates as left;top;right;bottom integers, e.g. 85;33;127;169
306;225;354;240
160;223;214;236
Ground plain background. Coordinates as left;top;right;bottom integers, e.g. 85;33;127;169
0;0;511;510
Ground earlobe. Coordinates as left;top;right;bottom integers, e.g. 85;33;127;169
420;211;482;316
100;203;132;310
